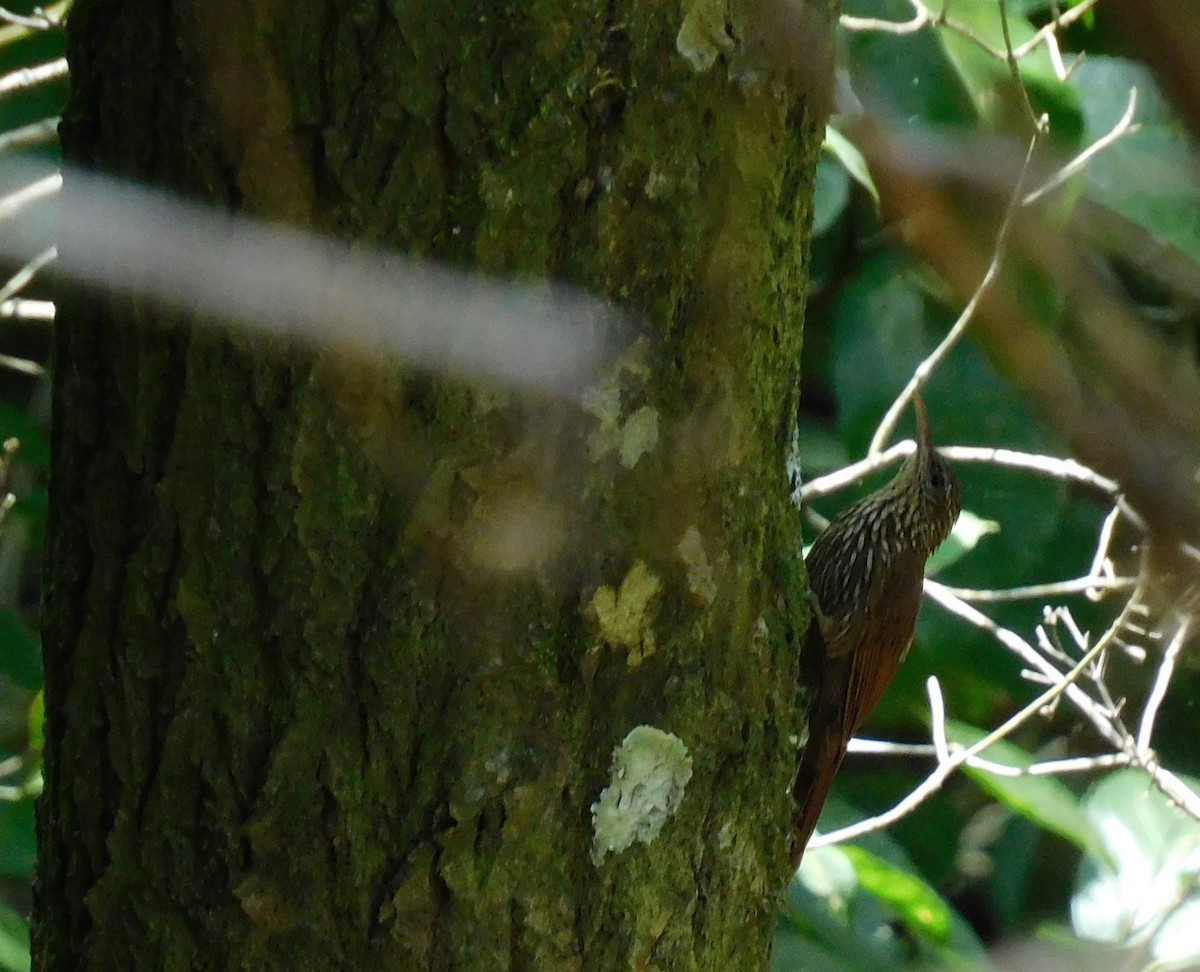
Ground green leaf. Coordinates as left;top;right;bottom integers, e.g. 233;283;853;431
26;691;42;756
1073;57;1200;265
795;416;850;480
823;125;878;206
813;156;850;237
0;902;28;972
785;850;912;971
933;0;1081;137
830;253;931;449
843;0;977;129
1072;769;1200;965
771;921;866;972
843;845;953;945
927;510;1000;575
947;720;1108;864
782;809;989;966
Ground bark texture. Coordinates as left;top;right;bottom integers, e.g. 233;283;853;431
36;1;832;968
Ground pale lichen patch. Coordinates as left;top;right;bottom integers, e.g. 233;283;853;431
676;525;716;606
591;726;694;865
580;339;657;464
676;0;734;72
590;561;663;665
617;405;659;469
580;382;622;433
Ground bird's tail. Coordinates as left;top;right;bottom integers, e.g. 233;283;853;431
790;722;849;871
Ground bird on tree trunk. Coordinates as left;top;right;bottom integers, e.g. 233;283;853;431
792;394;962;869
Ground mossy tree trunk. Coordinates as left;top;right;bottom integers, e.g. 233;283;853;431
36;1;832;968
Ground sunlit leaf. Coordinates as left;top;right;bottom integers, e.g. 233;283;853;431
824;125;879;206
927;510;999;575
1072;769;1200;965
813;156;851;237
0;902;28;972
843;845;953;945
26;692;42;756
933;0;1080;136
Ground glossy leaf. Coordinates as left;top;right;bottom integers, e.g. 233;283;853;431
934;0;1081;137
948;720;1108;864
843;845;953;945
824;125;879;206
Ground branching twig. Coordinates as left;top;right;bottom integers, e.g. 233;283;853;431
1136;618;1190;758
1024;88;1140;206
812;587;1148;846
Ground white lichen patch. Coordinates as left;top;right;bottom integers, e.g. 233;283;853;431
751;615;770;658
676;0;734;72
617;405;659;469
590;561;663;664
580;382;622;433
644;167;669;200
591;725;694;865
580;339;657;465
676;525;717;606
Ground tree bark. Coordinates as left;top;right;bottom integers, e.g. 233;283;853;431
36;1;832;968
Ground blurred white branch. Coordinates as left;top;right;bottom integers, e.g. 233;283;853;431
0;57;67;95
0;162;621;392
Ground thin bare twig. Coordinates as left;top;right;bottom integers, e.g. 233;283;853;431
0;172;60;223
1136;618;1190;758
940;574;1136;603
840;8;929;34
869;129;1041;455
0;4;63;29
0;298;54;321
0;245;55;304
997;0;1041;129
848;738;1130;776
813;587;1143;846
1011;0;1102;60
1024;88;1140;206
0;117;58;154
0;57;67;96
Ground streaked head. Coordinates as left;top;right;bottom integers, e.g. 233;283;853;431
911;394;963;551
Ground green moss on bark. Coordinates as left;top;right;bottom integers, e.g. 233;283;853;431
37;1;832;969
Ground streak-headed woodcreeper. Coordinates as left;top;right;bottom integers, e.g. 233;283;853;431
791;395;962;868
